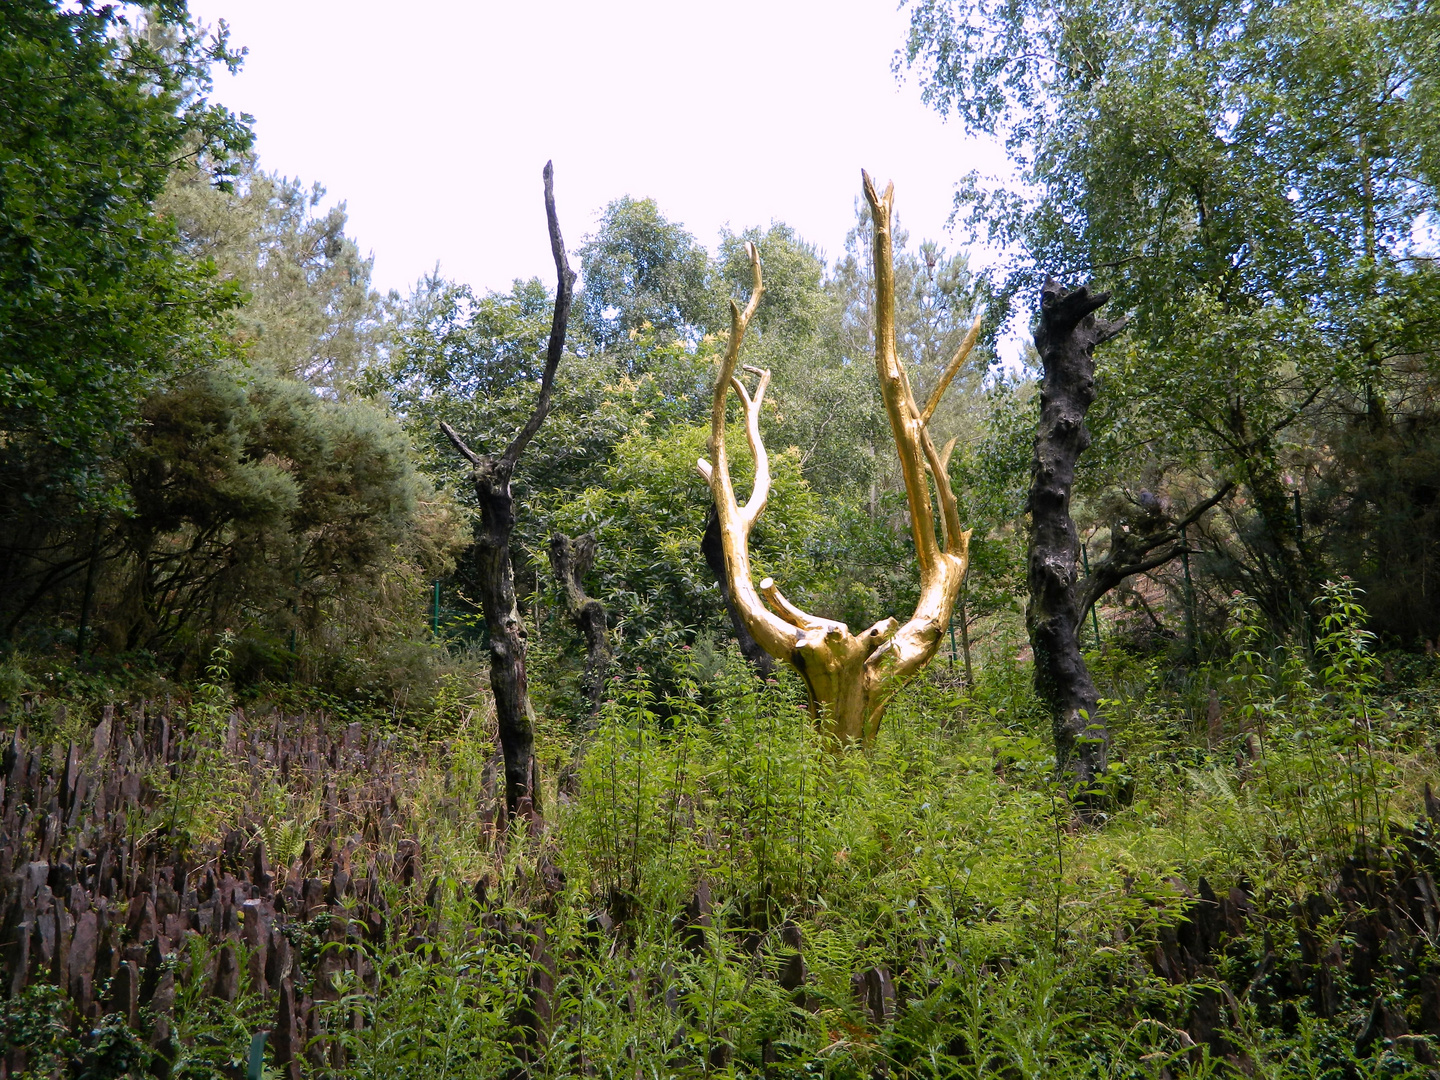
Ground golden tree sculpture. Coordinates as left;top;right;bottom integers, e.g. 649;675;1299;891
698;172;979;744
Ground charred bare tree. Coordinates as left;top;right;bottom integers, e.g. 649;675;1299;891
1075;482;1235;628
702;507;775;678
548;532;613;721
1027;281;1237;798
441;161;575;818
699;172;975;744
1026;279;1126;796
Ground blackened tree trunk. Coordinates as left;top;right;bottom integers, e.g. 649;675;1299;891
442;161;575;819
702;506;775;678
470;460;536;815
548;532;612;721
1027;279;1125;797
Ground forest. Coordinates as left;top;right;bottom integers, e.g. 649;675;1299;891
2;0;1440;1076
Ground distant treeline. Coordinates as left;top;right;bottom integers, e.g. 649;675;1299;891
4;0;1439;714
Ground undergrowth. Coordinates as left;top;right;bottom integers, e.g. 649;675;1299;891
4;591;1439;1078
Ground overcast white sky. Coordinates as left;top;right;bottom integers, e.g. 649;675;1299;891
188;0;1011;299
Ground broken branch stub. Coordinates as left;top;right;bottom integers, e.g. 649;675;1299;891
697;175;973;744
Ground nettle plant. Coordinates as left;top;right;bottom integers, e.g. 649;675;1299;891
1217;581;1399;864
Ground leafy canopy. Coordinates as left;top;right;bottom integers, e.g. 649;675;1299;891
903;0;1440;627
0;0;252;478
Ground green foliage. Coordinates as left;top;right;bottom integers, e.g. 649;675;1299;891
74;1015;152;1080
578;196;714;350
0;0;250;476
1317;414;1440;647
9;588;1440;1078
947;378;1034;624
717;222;885;498
362;186;1006;711
164;938;276;1079
13;5;1440;1071
318;914;525;1078
160;155;390;394
0;27;452;702
3;984;79;1078
155;632;244;844
543;421;825;681
903;0;1440;636
49;363;464;690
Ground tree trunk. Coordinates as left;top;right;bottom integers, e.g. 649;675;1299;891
471;460;537;817
548;532;612;720
1027;279;1125;798
441;161;575;820
958;580;974;687
702;507;775;678
76;519;103;658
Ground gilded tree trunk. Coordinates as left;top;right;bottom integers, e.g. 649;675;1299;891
698;172;973;745
1027;279;1125;797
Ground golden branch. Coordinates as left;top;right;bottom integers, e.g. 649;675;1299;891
696;243;797;660
920;314;983;427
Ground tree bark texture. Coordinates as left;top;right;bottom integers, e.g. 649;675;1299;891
470;462;536;816
1027;279;1125;796
702;507;775;678
548;532;613;720
442;161;575;819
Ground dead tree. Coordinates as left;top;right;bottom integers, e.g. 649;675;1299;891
1075;482;1234;630
1027;279;1127;796
1027;279;1235;799
698;172;975;744
441;161;575;818
548;532;612;721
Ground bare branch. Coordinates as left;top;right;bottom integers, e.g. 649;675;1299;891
863;169;942;578
760;577;845;635
731;365;772;526
503;159;578;469
1171;481;1236;531
921;427;967;555
440;421;482;466
1077;481;1235;623
698;243;796;659
701;506;775;677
